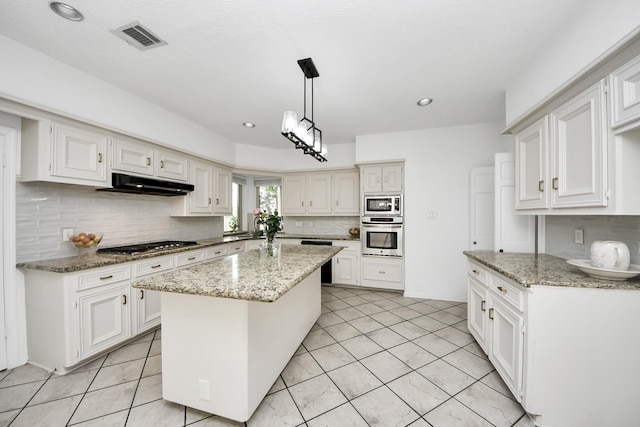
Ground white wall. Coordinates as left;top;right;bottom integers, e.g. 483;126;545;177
505;1;640;125
356;122;513;301
0;35;235;164
235;142;356;171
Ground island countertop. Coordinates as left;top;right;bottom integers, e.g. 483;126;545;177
464;250;640;290
133;245;343;302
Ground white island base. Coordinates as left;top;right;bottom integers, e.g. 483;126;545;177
160;269;321;422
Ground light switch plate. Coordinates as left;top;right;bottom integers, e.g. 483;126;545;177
62;228;74;242
574;228;584;245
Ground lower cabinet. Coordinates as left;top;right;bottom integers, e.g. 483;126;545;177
467;261;524;401
332;241;359;286
360;256;404;290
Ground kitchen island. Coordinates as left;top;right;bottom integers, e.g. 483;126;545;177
133;244;342;422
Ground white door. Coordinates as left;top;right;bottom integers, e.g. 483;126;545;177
469;167;494;250
0;135;6;370
494;153;536;253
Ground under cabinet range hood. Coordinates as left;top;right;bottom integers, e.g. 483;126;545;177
97;173;194;196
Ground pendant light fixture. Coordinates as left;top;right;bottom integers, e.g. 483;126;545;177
281;58;327;162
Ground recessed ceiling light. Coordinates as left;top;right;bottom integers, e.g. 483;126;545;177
417;98;433;106
49;2;84;21
242;122;256;128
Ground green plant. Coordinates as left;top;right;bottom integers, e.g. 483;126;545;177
227;216;239;232
253;208;283;242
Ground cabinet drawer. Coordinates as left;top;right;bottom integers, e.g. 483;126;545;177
77;266;130;291
362;261;403;283
468;262;489;285
227;242;245;254
176;250;205;268
333;241;360;252
205;245;229;260
135;256;174;277
490;275;524;312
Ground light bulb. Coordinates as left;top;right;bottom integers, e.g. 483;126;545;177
294;122;307;139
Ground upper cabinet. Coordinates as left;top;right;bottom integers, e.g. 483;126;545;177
111;137;188;182
610;54;640;129
21;119;109;186
515;80;607;212
360;163;403;193
281;170;360;216
171;160;232;217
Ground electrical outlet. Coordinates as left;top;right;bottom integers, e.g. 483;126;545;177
62;228;74;242
198;379;210;401
574;228;584;245
295;221;303;228
425;211;437;220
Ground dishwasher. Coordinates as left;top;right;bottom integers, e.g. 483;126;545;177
301;240;333;284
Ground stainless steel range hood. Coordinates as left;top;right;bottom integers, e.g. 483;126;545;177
97;173;194;197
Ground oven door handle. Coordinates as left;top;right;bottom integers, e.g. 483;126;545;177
362;225;403;228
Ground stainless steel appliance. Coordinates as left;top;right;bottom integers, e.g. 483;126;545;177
97;173;195;197
301;240;333;283
363;194;403;217
97;240;199;255
361;216;403;257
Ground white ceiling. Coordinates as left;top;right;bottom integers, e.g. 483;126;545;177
0;0;586;150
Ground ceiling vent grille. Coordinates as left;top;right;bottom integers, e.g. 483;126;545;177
111;22;167;51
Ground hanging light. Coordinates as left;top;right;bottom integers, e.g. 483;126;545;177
281;58;327;162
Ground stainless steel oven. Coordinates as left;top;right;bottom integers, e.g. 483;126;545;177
361;216;403;257
363;194;403;217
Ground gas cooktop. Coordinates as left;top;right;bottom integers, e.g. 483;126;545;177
97;240;199;255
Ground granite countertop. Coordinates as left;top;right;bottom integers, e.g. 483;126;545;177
464;251;640;290
133;245;343;302
17;233;358;273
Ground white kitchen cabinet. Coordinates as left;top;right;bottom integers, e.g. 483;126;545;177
360;163;403;193
21;119;109;186
176;250;206;268
469;167;495;250
514;80;607;212
332;241;359;286
156;148;189;182
467;260;524;401
610;53;640;128
360;256;404;290
189;160;214;214
226;241;245;254
205;245;230;259
306;172;332;214
133;287;161;335
332;171;360;215
213;165;232;214
550;80;607;208
244;240;263;251
77;281;131;360
282;170;360;216
515;117;549;210
111;137;155;176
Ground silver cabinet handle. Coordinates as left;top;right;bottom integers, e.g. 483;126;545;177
538;180;544;192
552;177;558;190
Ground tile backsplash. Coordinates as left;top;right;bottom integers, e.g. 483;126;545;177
545;216;640;264
16;182;223;262
282;216;359;236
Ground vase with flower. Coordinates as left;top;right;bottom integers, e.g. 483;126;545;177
252;208;283;257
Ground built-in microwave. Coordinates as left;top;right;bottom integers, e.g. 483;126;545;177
361;216;403;257
362;194;403;217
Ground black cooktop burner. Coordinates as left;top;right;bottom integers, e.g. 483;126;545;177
97;240;199;255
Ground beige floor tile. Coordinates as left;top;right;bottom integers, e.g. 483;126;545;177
389;321;429;340
142;354;162;378
424;397;493;426
0;381;45;412
126;399;185;426
413;333;459;357
455;382;524;427
416;359;475;396
132;373;162;407
0;364;50;388
302;328;337;351
442;348;495;379
387;372;449;415
366;327;407;349
10;394;82;427
351;386;419;427
340;335;384;360
310;343;356;371
29;369;97;405
388;342;437;370
103;342;152;367
67;409;128;426
327;362;382;399
281;352;323;387
323;322;361;342
289;374;347;420
306;403;368;427
69;381;137;424
88;359;145;391
247;389;304;427
361;351;411;383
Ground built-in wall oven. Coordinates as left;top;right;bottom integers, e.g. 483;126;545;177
361;216;403;257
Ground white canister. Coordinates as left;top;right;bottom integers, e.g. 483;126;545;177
590;240;630;271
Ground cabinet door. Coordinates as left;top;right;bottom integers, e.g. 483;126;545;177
467;278;488;354
77;282;131;360
515;117;549;209
156;149;188;182
382;165;403;192
282;174;306;214
333;252;359;286
610;54;640;128
51;122;108;183
361;257;404;290
307;173;332;214
488;295;523;401
333;171;360;215
550;80;607;208
189;160;214;214
111;137;154;176
469;167;494;250
134;288;161;334
213;166;232;214
361;167;382;193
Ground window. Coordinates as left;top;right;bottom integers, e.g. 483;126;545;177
257;183;281;214
224;182;242;233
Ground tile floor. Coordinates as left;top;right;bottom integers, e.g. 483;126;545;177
0;286;535;427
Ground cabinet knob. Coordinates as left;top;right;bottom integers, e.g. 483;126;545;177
473;241;477;245
538;180;544;192
552;177;558;190
472;269;479;274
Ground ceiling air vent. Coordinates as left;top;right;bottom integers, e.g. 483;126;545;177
111;22;167;51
